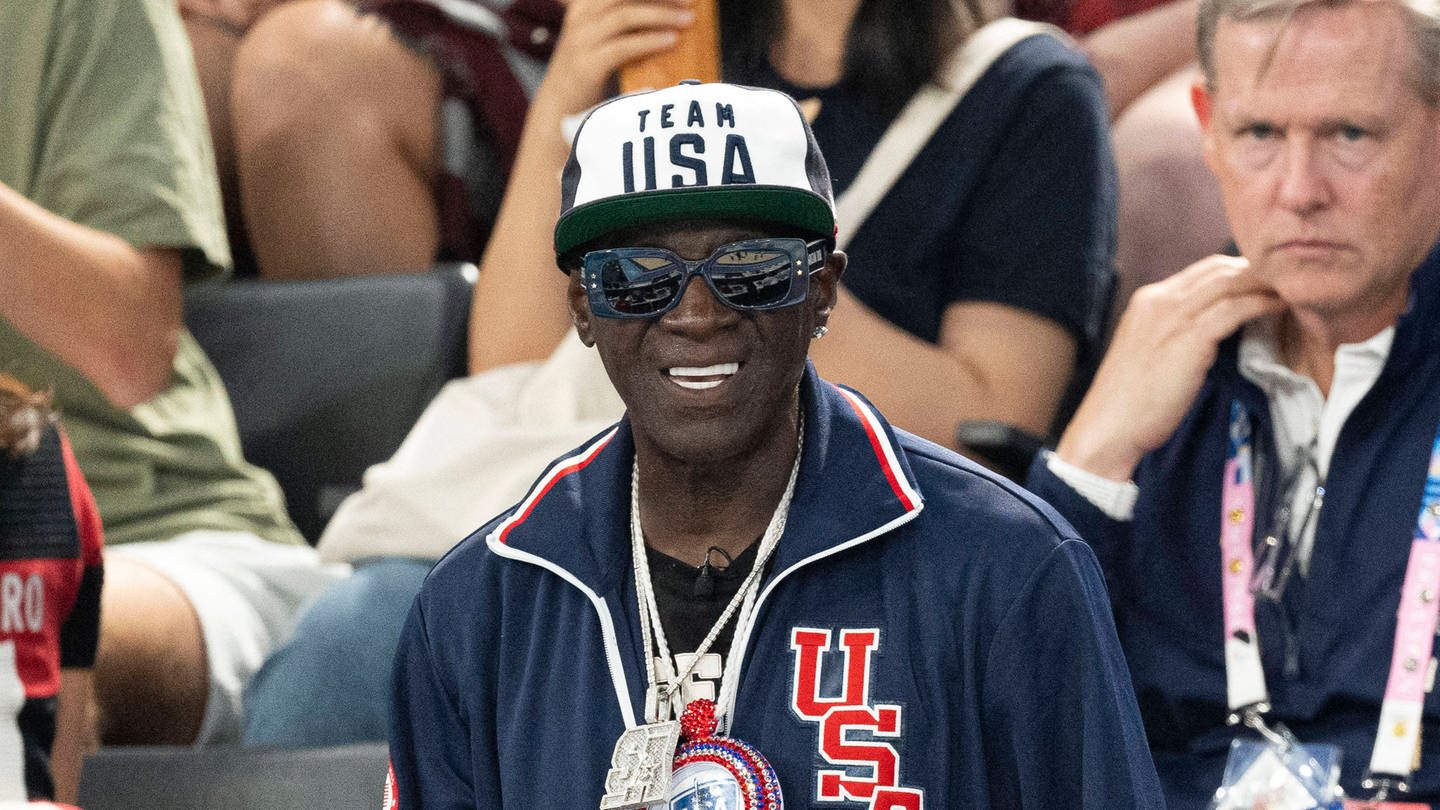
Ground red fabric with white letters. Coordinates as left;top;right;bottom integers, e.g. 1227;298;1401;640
0;431;103;698
0;425;103;799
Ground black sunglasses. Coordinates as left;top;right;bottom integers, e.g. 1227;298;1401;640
580;238;828;319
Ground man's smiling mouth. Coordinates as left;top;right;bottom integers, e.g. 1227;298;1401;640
666;363;740;390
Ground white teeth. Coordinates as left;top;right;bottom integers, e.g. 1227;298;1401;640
667;363;739;390
668;363;739;377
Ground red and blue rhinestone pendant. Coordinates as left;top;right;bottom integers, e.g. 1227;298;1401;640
669;700;783;810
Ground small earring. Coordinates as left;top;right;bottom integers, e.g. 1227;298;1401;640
811;325;828;339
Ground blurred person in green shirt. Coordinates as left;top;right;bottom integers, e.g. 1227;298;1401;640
0;0;344;745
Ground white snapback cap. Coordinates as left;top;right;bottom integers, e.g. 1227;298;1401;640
554;81;836;260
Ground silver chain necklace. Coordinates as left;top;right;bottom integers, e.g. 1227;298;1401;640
628;413;803;726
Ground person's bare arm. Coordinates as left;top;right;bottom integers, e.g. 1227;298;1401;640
1083;0;1198;119
464;97;580;374
468;0;696;374
1055;255;1284;480
51;668;93;805
809;290;1077;448
0;182;183;409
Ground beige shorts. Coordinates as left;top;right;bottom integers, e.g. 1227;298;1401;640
108;531;350;743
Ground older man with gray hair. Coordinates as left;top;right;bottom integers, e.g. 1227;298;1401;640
1025;0;1440;806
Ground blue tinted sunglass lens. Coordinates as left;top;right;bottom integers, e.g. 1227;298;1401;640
708;247;796;308
589;240;811;317
600;254;684;316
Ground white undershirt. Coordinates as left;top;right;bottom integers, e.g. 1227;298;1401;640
1049;317;1394;574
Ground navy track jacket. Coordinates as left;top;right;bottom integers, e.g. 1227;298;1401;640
388;368;1164;809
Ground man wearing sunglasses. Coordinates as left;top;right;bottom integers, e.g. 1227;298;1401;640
1026;0;1440;807
386;80;1162;809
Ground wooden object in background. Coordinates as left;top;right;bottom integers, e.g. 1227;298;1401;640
618;0;720;92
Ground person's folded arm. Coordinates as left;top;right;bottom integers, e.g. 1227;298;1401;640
810;293;1076;446
0;182;183;409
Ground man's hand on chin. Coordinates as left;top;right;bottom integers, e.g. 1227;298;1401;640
1056;254;1284;482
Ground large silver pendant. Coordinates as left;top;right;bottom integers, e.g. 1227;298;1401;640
669;736;783;810
601;720;682;810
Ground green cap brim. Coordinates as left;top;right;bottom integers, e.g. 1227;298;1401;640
554;185;835;258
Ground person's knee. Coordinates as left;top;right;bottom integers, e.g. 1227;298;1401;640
286;569;410;651
232;0;438;157
1114;101;1204;186
1115;126;1212;249
1116;112;1224;238
1111;69;1216;207
1112;106;1231;310
1106;67;1233;321
242;559;428;747
230;0;442;280
94;556;208;745
231;0;367;150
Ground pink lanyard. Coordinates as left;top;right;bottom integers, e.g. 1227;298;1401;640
1220;401;1440;787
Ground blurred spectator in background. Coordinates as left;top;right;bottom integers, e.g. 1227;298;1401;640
244;0;1117;747
0;377;102;805
0;0;343;745
1020;0;1233;320
181;0;561;279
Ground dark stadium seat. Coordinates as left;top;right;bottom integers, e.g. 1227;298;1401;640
183;264;477;541
955;419;1049;482
77;743;389;809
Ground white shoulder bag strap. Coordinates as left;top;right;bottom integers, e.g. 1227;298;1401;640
833;17;1068;251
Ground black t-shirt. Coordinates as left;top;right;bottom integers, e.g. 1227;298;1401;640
744;35;1116;364
644;541;760;659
